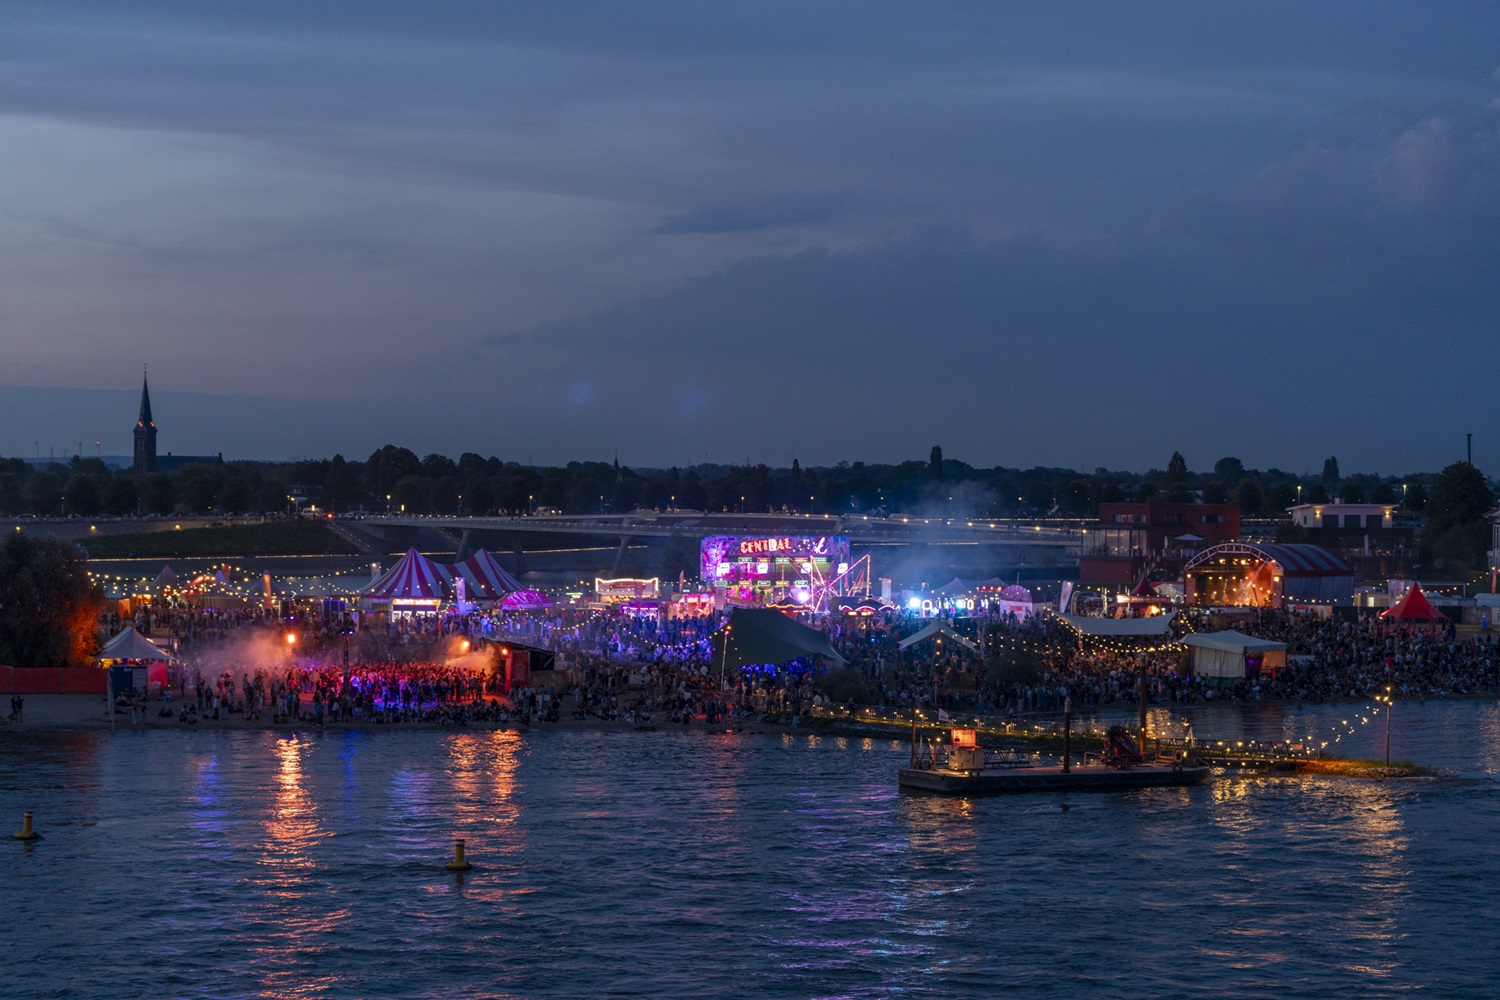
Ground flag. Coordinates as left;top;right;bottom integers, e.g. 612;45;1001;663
938;708;951;723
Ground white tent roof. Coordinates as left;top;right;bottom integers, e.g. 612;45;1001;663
1180;630;1287;654
1058;611;1176;637
97;626;173;662
897;620;979;651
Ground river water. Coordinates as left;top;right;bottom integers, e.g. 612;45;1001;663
4;698;1499;999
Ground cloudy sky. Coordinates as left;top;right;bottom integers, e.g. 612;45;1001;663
1;2;1497;474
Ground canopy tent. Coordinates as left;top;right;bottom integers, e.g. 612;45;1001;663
1381;582;1446;621
1181;630;1288;680
97;626;173;689
1057;611;1177;637
500;589;555;611
449;549;524;604
996;584;1034;620
97;626;173;662
712;607;847;672
152;564;178;591
1131;576;1158;598
897;620;979;652
363;548;452;603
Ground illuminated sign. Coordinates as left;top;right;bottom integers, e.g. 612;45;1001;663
595;577;660;601
701;534;849;581
736;536;834;558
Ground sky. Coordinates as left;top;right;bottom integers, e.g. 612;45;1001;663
1;2;1497;476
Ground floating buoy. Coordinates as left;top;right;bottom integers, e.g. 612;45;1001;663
13;811;40;841
445;838;472;872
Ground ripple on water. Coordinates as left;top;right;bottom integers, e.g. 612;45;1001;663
2;702;1500;998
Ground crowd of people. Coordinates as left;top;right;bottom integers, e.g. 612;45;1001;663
99;595;1500;732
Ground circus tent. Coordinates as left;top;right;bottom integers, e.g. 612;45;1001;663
449;549;523;604
363;548;452;608
1381;582;1446;620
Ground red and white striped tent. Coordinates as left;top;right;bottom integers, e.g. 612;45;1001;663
364;548;452;604
449;549;524;604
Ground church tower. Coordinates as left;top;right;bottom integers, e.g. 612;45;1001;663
133;370;157;474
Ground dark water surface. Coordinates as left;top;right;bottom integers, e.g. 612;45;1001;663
4;699;1500;999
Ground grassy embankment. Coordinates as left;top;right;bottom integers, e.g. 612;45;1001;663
81;521;358;559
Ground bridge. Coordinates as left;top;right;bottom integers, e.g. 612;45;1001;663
347;511;1085;573
352;511;1084;546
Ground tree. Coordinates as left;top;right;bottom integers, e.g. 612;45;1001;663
391;474;427;512
1421;462;1494;576
0;533;102;668
1200;482;1229;504
139;473;176;515
1234;478;1265;517
323;455;359;512
364;445;421;496
929;446;943;480
104;476;140;516
1322;456;1340;489
64;473;107;516
218;475;253;514
1267;483;1297;513
1213;457;1245;484
1166;452;1189;483
23;470;61;514
1403;481;1427;513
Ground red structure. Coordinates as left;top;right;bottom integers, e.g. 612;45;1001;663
1381;582;1446;621
1079;500;1240;587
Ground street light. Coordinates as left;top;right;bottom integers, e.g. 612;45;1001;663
719;624;732;691
339;616;356;696
1383;685;1393;765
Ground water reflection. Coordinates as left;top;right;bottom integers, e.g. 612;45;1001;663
265;734;326;872
5;703;1499;999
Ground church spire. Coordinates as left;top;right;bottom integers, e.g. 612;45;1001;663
137;367;154;428
133;366;157;474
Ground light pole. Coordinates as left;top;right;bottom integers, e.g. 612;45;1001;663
719;624;732;692
1384;685;1393;765
340;616;355;697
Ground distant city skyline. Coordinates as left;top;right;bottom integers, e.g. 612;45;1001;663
2;4;1497;474
0;381;1482;481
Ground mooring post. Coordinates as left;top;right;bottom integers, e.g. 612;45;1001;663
1062;697;1072;773
910;705;918;768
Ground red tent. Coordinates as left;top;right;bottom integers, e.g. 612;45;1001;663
1381;582;1446;620
1131;577;1157;597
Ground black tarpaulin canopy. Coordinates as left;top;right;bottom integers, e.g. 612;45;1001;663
711;607;846;671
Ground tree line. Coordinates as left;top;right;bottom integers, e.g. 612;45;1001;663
0;446;1470;522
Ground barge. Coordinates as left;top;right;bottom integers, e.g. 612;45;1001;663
898;721;1210;795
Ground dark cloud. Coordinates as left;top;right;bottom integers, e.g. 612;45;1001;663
1;3;1498;473
653;194;846;234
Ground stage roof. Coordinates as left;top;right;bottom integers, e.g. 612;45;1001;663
712;607;846;671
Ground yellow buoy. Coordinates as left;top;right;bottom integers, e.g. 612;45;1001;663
445;838;472;872
14;811;40;841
